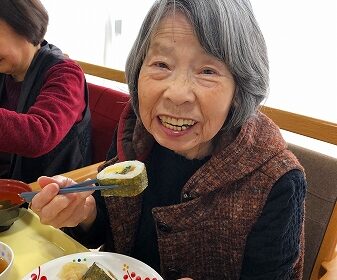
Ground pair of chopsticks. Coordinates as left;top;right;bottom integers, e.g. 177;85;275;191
19;179;120;203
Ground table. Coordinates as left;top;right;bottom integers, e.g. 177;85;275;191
0;209;89;279
0;163;101;279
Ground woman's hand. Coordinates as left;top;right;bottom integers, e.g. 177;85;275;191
30;175;97;230
178;278;193;280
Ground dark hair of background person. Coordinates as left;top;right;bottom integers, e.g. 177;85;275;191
0;0;48;46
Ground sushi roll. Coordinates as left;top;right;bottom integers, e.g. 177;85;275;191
97;160;148;197
82;262;117;280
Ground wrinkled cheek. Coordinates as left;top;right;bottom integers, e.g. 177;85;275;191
203;120;223;140
138;94;148;117
139;106;153;131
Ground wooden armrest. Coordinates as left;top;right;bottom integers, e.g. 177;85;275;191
319;254;337;280
29;162;103;191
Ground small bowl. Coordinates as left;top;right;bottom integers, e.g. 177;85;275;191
0;179;31;232
0;241;14;280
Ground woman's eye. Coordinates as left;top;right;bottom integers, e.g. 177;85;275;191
201;68;217;75
154;62;169;69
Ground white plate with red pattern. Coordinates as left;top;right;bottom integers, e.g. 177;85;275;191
22;251;163;280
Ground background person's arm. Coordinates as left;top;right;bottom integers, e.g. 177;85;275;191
0;60;85;157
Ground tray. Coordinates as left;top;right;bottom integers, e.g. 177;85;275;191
0;208;89;279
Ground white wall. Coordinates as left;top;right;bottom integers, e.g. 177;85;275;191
251;0;337;123
250;0;337;157
43;0;153;69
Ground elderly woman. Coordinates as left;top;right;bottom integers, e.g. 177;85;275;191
31;0;306;279
0;0;91;183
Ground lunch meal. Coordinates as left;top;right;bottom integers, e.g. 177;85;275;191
0;179;31;232
82;262;117;279
0;179;30;210
0;193;23;210
0;257;8;274
96;160;148;197
19;160;148;204
0;241;13;278
58;262;117;280
57;262;88;279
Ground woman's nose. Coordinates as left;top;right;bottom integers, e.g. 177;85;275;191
164;73;195;105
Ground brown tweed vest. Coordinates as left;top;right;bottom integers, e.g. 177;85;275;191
100;104;304;280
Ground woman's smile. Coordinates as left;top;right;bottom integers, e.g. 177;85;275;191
158;115;196;132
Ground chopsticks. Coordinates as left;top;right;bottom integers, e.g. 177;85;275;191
19;179;120;203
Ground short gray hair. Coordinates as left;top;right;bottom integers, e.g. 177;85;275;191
125;0;269;132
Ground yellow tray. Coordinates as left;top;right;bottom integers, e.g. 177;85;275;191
0;208;89;279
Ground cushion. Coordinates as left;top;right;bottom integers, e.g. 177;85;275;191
88;83;130;163
288;143;337;279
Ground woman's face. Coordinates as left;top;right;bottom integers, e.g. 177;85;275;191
0;19;37;81
138;13;235;159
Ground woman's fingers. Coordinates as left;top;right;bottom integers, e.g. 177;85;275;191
51;195;96;228
37;175;76;188
36;193;75;224
30;182;60;212
31;176;96;229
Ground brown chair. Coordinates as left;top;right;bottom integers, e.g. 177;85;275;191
288;144;337;280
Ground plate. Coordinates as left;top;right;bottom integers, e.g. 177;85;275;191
22;251;163;280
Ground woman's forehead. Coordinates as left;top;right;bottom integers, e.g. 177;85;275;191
149;12;195;45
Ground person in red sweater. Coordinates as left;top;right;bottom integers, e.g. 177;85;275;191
0;0;91;183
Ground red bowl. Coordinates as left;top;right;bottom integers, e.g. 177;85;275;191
0;179;31;232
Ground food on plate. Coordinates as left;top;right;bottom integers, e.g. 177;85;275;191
57;261;117;280
82;262;117;280
0;180;31;206
96;160;148;197
0;256;8;273
57;262;88;280
0;199;14;210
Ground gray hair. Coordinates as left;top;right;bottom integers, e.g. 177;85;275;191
125;0;269;132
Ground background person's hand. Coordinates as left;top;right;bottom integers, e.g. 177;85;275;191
30;175;97;229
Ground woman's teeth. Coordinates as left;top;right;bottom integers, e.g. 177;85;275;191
159;116;196;131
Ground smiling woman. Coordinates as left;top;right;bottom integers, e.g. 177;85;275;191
30;1;307;279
